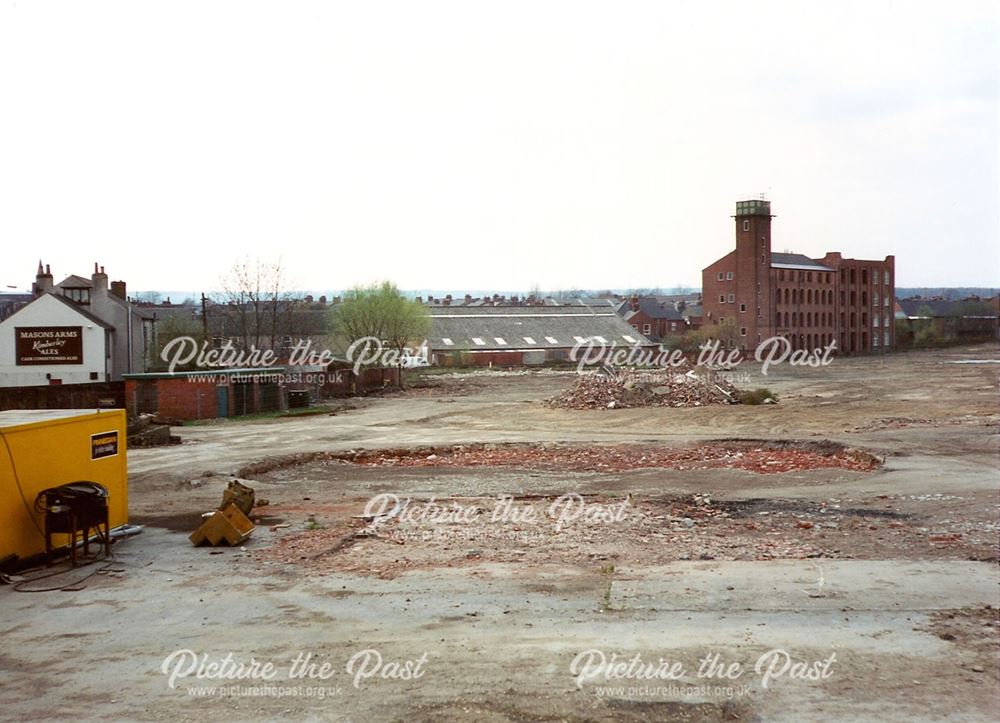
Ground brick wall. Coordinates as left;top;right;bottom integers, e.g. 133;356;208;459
0;381;124;411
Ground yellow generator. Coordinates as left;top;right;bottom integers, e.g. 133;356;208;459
0;409;128;565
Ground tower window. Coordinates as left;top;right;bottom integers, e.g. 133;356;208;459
743;220;750;231
728;294;735;303
740;303;746;312
726;271;734;280
717;272;724;281
740;327;747;336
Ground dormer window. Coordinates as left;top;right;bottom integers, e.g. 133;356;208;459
63;288;90;304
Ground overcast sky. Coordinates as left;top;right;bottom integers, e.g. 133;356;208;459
1;0;997;294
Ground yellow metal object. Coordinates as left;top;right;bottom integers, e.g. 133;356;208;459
0;409;128;563
189;505;254;547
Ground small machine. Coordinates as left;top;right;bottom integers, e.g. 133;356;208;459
35;482;111;566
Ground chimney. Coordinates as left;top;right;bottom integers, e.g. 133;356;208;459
630;294;639;312
110;280;127;299
464;294;472;304
91;262;109;302
319;295;327;304
33;260;54;296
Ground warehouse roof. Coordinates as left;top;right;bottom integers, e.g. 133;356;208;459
427;307;652;351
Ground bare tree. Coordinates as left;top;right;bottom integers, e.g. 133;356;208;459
216;257;292;351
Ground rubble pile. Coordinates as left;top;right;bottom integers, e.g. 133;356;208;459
311;442;881;474
256;491;996;577
546;368;742;409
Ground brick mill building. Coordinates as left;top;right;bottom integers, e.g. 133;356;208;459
702;199;895;354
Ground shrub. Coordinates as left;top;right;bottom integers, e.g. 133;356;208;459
740;388;777;405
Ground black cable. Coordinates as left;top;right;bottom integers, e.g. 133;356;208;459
8;533;130;593
0;429;45;539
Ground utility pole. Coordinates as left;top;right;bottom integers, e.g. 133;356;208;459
201;293;209;340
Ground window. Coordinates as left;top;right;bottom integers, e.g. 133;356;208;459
717;272;724;281
472;337;486;346
63;288;90;304
441;338;454;346
523;336;536;345
670;322;677;331
807;272;813;282
873;314;879;328
884;330;890;346
884;316;890;327
719;295;725;303
494;337;507;345
726;271;734;280
884;296;889;307
739;303;746;312
884;270;890;285
743;220;750;231
874;292;879;306
544;336;558;344
728;294;735;303
740;327;746;336
642;324;651;335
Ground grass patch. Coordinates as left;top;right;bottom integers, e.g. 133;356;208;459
739;388;778;405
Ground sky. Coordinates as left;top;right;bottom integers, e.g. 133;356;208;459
1;0;997;294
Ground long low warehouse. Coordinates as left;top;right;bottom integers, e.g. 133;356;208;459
427;306;654;366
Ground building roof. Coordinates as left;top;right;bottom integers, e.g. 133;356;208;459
4;292;116;329
621;297;686;321
770;253;834;272
681;303;703;320
427;306;652;351
123;367;286;380
56;274;94;288
896;298;999;319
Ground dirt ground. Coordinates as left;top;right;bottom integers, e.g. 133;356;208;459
2;344;999;721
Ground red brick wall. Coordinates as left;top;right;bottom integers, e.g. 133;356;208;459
702;251;736;337
161;379;219;420
771;267;837;352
